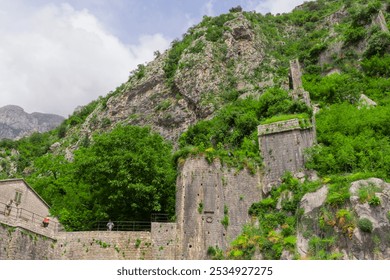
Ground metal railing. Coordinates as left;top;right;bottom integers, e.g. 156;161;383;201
0;201;59;235
92;220;151;231
151;213;170;222
1;202;172;234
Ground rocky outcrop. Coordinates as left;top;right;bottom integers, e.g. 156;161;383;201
0;105;64;139
297;178;390;260
71;13;265;147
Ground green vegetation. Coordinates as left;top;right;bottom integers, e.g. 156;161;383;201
358;218;374;233
226;173;322;260
221;205;230;229
305;103;390;177
358;183;382;205
176;88;310;173
197;201;204;214
26;125;176;230
260;113;310;125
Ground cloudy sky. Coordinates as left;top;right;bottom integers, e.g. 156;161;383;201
0;0;310;117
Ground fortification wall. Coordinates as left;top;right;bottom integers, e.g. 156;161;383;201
55;231;152;260
258;119;315;190
0;223;57;260
175;157;261;260
151;222;177;259
0;221;178;260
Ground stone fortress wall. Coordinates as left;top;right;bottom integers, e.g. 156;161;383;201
175;157;261;259
258;119;315;190
0;220;176;260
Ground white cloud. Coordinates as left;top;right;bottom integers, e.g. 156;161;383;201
202;0;215;16
247;0;313;14
0;2;170;116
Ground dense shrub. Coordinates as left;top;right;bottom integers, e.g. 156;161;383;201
358;218;373;233
364;31;390;58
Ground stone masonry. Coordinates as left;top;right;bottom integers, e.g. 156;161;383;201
258;119;315;191
258;59;316;192
289;59;311;107
175;157;261;259
0;220;176;260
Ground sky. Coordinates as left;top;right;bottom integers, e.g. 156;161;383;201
0;0;311;117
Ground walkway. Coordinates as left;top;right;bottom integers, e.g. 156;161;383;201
0;201;59;239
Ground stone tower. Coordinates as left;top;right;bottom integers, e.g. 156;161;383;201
259;59;316;192
289;59;311;107
258;119;315;190
175;158;261;259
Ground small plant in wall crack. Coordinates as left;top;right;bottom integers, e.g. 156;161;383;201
135;239;142;248
198;201;204;214
221;205;229;229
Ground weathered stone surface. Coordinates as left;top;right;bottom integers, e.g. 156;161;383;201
359;94;377;108
301;185;328;215
0;226;57;260
297;178;390;260
175;157;262;259
258;119;315;190
297;185;328;257
347;178;390;259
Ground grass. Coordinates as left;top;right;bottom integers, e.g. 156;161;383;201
260;113;310;125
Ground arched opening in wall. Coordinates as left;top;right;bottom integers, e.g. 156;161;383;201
189;244;192;248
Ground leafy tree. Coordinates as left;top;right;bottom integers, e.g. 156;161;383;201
27;125;176;230
72;125;176;224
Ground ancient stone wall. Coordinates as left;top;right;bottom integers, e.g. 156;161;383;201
0;224;57;260
175;157;261;259
0;221;178;260
258;119;315;190
54;231;153;260
151;222;177;259
289;59;311;107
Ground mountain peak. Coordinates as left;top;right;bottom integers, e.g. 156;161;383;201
0;105;64;139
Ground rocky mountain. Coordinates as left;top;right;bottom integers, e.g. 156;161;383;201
0;105;64;139
1;0;390;260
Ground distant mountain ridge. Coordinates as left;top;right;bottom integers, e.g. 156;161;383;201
0;105;64;139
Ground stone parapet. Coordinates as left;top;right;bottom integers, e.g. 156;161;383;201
258;118;309;135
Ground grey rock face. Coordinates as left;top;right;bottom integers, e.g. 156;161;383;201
0;105;64;139
297;178;390;260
